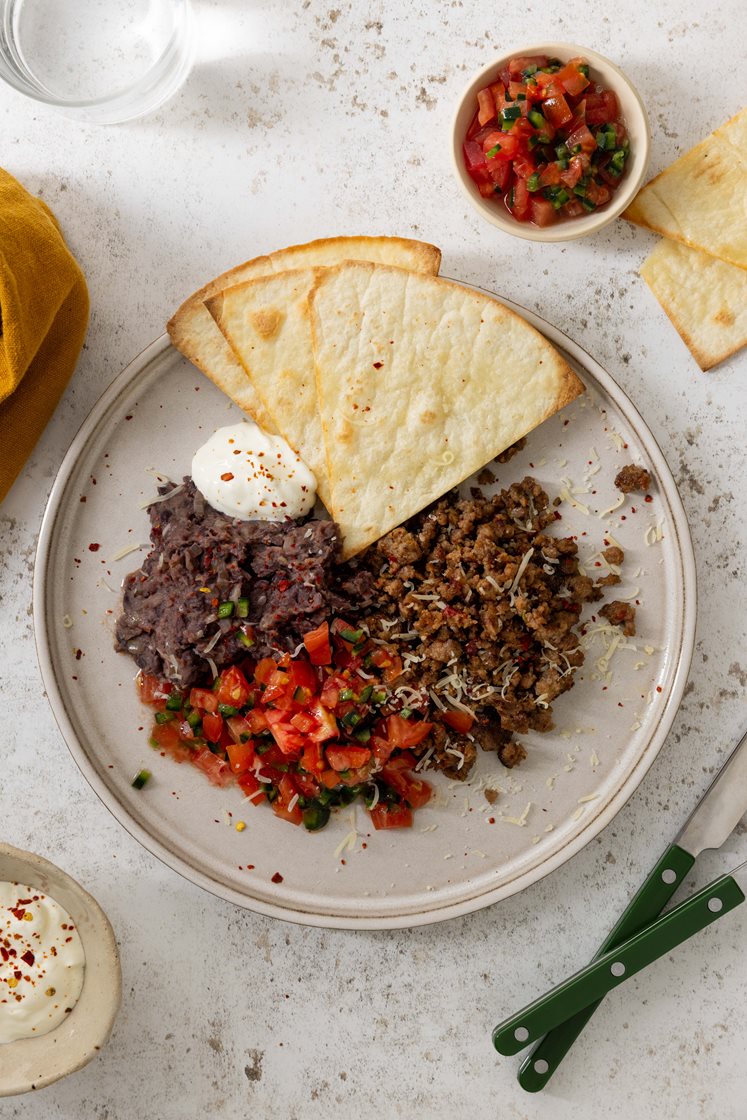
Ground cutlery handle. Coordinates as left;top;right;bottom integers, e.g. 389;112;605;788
518;843;695;1091
494;871;744;1056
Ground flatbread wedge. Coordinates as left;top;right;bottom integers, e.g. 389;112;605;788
622;108;747;270
167;236;441;434
640;240;747;371
309;262;585;558
205;268;332;505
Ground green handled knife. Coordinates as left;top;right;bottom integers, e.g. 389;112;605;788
510;726;747;1089
493;861;746;1055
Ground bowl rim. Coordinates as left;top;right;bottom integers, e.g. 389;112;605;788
0;843;121;1097
451;41;651;242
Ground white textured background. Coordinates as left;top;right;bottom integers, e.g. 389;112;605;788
1;2;746;1117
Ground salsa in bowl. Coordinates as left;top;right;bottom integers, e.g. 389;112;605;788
451;44;650;242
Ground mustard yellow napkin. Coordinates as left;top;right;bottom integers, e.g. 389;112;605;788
0;169;89;503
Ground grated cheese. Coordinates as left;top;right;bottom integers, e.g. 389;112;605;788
558;488;590;515
599;493;626;518
139;483;184;509
333;831;357;859
110;542;146;562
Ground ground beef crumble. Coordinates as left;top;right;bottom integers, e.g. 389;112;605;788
614;465;651;493
599;600;637;637
358;477;623;780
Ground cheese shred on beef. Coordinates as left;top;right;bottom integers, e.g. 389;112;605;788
359;477;625;780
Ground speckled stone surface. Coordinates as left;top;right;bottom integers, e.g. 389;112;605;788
1;2;746;1117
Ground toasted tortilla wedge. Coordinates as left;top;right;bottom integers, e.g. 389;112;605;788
640;240;747;371
623;109;747;270
167;237;441;434
206;268;332;505
309;263;584;558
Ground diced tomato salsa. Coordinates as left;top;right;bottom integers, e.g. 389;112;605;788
463;55;631;226
136;620;434;832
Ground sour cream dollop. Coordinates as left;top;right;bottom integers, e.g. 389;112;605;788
0;881;85;1044
191;422;317;521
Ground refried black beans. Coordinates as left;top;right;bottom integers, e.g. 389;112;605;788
357;478;619;779
115;479;373;688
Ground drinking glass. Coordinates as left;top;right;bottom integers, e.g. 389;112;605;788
0;0;194;124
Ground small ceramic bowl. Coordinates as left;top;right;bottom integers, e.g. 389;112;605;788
0;843;121;1097
451;42;651;242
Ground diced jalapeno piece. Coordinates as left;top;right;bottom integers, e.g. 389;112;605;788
131;769;151;789
526;172;542;192
218;703;238;717
217;601;234;618
155;710;176;724
303;802;331;831
165;692;183;711
236;598;250;618
502;105;521;121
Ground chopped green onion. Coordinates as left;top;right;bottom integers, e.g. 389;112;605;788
501;117;516;132
551;187;570;209
238;631;255;648
302;802;330;831
555;142;570;161
165;693;183;711
155;710;175;724
358;684;374;703
218;703;239;717
186;710;202;730
485;143;501;158
339;687;355;701
354;727;372;743
236;598;249;618
217;601;234;619
400;707;413;719
339;627;364;643
528;109;545;130
341;710;362;728
573;182;587;197
526;172;542;192
581;197;597;211
501;105;521;121
131;769;151;789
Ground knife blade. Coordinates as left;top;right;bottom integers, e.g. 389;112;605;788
677;727;747;857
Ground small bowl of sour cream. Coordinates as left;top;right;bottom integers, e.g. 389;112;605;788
0;843;121;1097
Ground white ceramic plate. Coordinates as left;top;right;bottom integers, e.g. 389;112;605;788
34;295;696;929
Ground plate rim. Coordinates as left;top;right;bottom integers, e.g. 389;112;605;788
33;299;697;929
